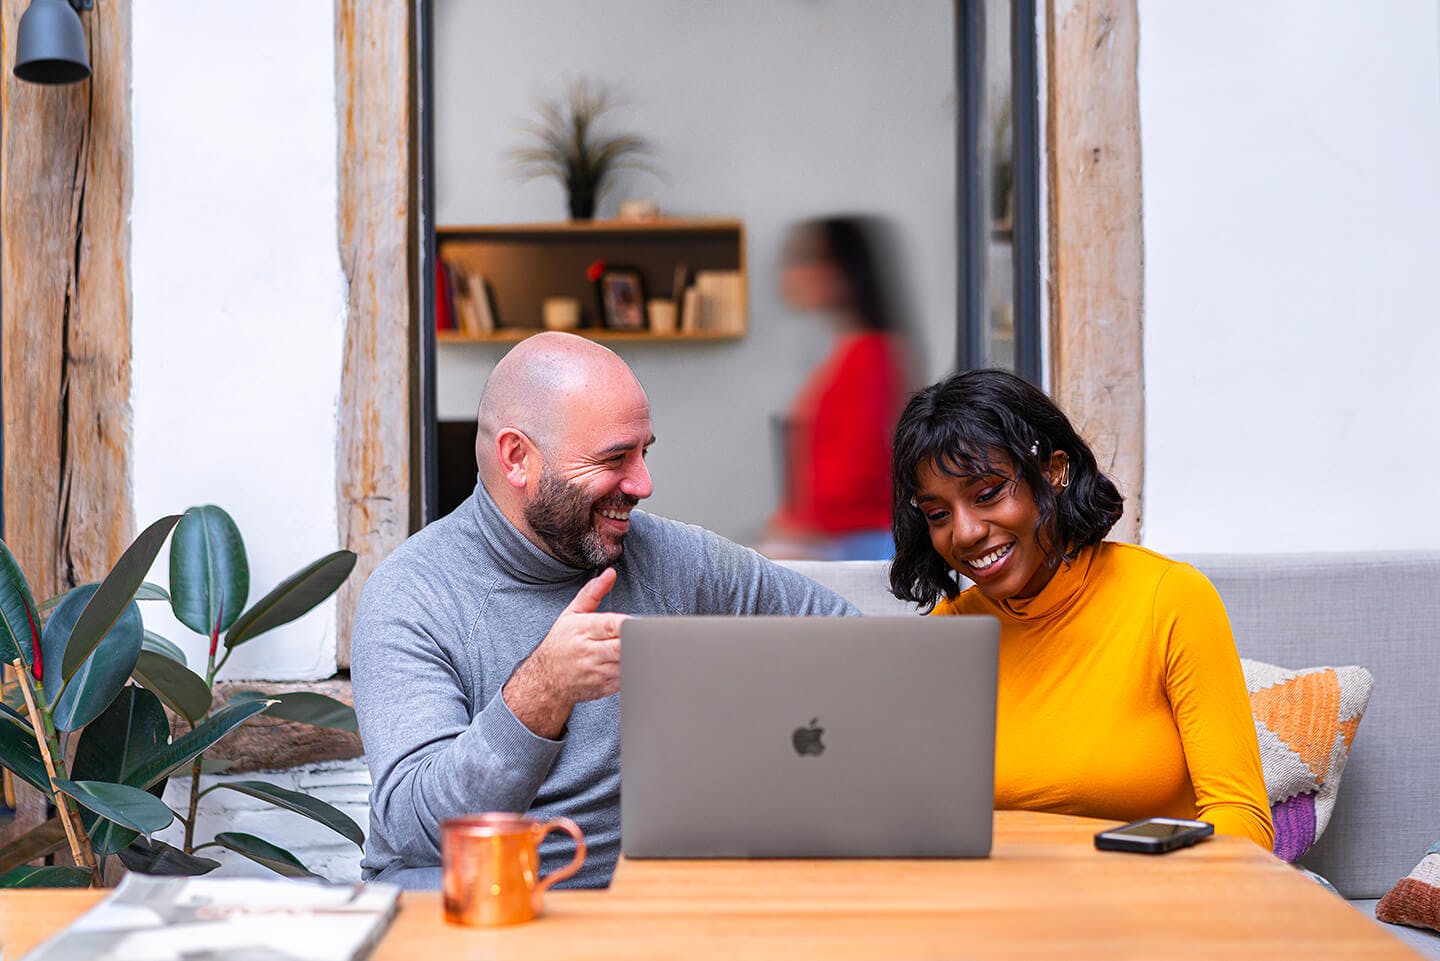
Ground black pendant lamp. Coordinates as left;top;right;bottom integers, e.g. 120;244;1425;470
13;0;92;86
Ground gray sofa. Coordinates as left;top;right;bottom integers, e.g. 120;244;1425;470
783;552;1440;957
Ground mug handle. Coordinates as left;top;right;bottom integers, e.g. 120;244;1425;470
533;816;587;900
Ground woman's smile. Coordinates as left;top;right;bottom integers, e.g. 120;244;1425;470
914;457;1059;602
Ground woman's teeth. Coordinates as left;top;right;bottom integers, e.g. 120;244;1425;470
966;543;1013;571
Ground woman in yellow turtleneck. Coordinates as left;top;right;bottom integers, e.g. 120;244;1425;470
886;370;1273;848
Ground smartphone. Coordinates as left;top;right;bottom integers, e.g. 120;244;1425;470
1094;817;1214;854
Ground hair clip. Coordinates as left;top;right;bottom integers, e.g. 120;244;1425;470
1029;442;1039;456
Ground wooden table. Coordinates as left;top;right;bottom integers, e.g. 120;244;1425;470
1;811;1424;960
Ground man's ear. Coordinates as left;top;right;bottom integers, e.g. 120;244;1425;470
1046;451;1071;491
495;427;539;490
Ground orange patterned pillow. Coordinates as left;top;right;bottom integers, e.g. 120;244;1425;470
1241;659;1374;862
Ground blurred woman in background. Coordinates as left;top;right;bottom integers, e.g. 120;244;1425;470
760;216;910;560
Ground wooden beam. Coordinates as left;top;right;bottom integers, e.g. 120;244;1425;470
1;0;133;845
1046;0;1144;541
335;0;414;668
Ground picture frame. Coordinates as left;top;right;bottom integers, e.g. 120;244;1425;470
597;267;647;330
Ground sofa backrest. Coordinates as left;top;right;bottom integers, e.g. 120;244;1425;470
782;552;1440;899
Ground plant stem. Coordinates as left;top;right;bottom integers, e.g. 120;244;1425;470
184;756;202;853
186;648;221;854
11;659;99;883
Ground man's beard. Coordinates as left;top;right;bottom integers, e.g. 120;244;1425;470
523;469;639;569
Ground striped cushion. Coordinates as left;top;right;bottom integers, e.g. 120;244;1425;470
1241;659;1374;862
1377;842;1440;932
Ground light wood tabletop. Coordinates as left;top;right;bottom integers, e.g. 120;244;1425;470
0;811;1424;960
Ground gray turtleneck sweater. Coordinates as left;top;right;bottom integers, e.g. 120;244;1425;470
350;481;857;889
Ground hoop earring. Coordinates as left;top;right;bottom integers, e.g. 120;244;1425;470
1058;464;1071;490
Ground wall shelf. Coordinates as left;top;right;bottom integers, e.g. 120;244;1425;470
436;219;747;343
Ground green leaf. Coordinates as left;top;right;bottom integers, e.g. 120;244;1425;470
131;650;212;723
62;515;181;681
135;582;172;603
0;818;69;874
2;683;28;714
42;585;144;732
0;865;92;888
211;780;363;848
118;837;220;877
0;703;52;794
200;757;234;774
225;551;356;649
124;698;270;791
52;778;174;834
230;689;357;733
170;506;249;636
72;686;171;856
212;832;317;878
73;686;170;783
141;630;188;667
37;588;72;614
0;539;41;671
41;581;169;615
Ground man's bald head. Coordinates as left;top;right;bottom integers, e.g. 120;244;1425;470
476;332;655;565
477;331;644;466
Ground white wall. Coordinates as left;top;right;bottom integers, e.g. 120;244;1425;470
433;0;956;543
1138;1;1440;552
131;2;347;680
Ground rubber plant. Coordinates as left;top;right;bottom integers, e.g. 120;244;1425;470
0;505;360;886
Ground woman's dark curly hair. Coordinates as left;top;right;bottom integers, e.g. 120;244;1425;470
888;369;1123;610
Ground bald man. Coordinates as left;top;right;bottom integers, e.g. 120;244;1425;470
351;333;855;889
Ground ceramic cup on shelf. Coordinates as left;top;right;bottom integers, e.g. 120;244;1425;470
542;296;581;331
618;199;660;222
647;298;678;334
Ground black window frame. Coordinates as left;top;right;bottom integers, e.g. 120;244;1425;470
955;0;1042;384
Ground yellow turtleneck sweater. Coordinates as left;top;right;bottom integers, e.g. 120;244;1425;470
932;541;1273;848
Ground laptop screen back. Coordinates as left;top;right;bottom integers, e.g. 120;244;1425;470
620;615;998;859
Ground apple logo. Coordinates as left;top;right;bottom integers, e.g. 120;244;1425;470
792;718;825;757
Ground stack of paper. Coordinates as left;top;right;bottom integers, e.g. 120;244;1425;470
23;875;401;961
691;270;745;334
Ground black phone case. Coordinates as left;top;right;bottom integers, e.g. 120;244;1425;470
1094;819;1214;854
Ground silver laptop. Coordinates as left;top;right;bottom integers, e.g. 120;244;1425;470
620;615;999;859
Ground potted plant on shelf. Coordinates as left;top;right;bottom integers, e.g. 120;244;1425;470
507;77;656;221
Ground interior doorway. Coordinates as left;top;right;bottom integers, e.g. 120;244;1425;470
413;1;1040;535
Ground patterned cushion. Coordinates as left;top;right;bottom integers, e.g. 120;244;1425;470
1241;659;1374;862
1377;842;1440;932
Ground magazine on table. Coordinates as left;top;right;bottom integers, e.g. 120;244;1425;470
22;873;401;961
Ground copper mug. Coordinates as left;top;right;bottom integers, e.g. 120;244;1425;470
441;813;587;926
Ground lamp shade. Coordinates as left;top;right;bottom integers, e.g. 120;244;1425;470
13;0;91;85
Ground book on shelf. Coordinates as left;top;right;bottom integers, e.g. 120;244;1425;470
21;874;402;961
444;263;497;335
435;260;455;331
679;286;702;333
